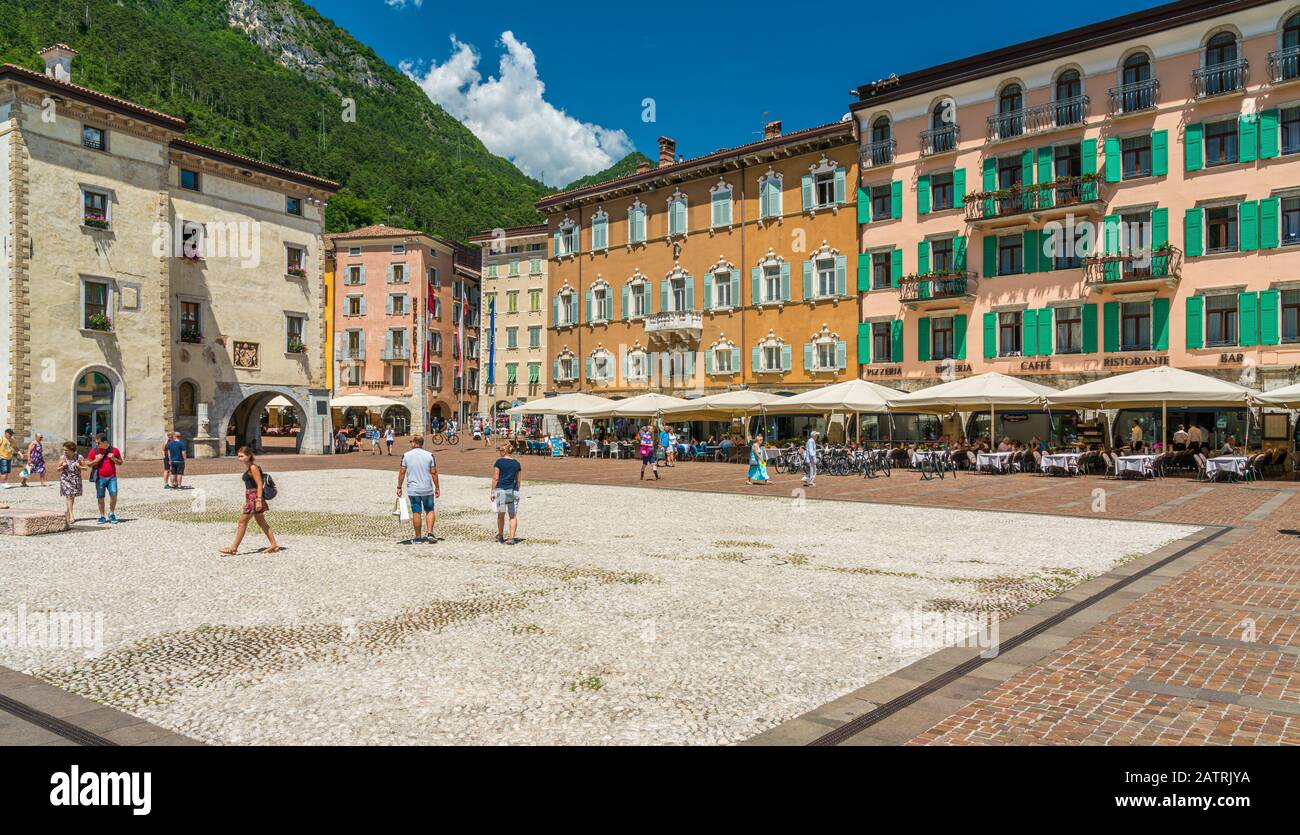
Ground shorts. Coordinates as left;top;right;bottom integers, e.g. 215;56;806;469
94;476;118;499
408;493;435;514
169;462;185;475
640;451;654;464
0;460;9;475
494;489;519;517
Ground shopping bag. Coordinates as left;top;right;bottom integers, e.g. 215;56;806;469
399;493;411;522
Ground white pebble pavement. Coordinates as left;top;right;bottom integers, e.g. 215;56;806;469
0;469;1197;745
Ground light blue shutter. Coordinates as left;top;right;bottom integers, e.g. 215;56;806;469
660;279;670;312
704;349;714;375
780;262;791;301
553;229;562;255
385;295;393;314
585;290;593;322
781;344;793;372
730;273;740;308
834;167;847;204
553;295;561;326
751;266;761;304
752;346;762;372
803;343;813;371
359;266;367;284
835;340;847;370
684;275;695;311
621;285;630;320
835;255;847;296
730;347;740;372
703;273;714;310
801;174;813;210
553;360;560;380
802;260;814;300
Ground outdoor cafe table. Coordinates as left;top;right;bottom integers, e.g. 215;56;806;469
1116;454;1157;479
1041;452;1084;475
976;452;1014;473
911;450;942;468
1205;456;1249;482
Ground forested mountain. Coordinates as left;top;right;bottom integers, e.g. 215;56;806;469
0;0;553;241
562;151;654;191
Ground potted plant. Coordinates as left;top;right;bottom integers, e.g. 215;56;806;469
83;212;111;230
286;337;306;354
286;265;307;278
86;313;112;332
180;325;202;344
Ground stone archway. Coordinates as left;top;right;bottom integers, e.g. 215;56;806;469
70;365;125;452
218;389;311;456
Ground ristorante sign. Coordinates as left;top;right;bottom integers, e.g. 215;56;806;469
1102;355;1170;368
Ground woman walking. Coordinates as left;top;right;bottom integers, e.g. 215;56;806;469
638;424;659;481
220;447;280;555
747;433;770;485
23;433;47;487
57;442;85;524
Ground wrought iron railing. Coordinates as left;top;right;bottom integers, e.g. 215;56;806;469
1269;46;1300;83
860;138;896;167
899;273;977;302
919;125;959;156
1193;59;1248;98
1083;246;1183;285
986;95;1089;141
1107;79;1159;114
963;176;1102;222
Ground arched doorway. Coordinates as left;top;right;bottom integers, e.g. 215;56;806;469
74;369;118;450
223;390;309;455
383;405;411;435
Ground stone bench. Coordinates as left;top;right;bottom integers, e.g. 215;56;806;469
0;508;70;536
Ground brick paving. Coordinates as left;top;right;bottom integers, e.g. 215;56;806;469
9;442;1300;745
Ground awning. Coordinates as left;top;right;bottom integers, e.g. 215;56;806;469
1253;382;1300;409
892;372;1061;413
1048;367;1258;409
773;380;904;415
505;392;614;416
575;393;689;418
329;394;408;410
659;390;788;421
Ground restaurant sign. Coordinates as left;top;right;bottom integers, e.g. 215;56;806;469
1020;359;1052;372
1218;353;1245;365
864;366;902;378
1103;355;1169;368
936;363;972;375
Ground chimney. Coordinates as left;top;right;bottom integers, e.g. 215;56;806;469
40;44;77;83
764;120;782;140
658;136;677;168
635;160;651;174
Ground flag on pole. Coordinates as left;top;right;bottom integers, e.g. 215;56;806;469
486;297;496;386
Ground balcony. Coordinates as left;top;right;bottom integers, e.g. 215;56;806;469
986;95;1089;141
860;138;896;167
1107;79;1159;115
643;310;703;346
899;272;978;305
1193;59;1248;98
1269;46;1300;84
381;346;410;361
1083;246;1183;288
963;175;1103;226
919;125;959;156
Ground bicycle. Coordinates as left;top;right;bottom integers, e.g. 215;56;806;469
862;447;891;479
430;431;461;447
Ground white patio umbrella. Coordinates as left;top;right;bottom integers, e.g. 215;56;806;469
575;393;689;419
775;379;907;443
658;389;788;423
892;372;1061;441
1254;382;1300;408
505;392;614;417
1049;366;1259;448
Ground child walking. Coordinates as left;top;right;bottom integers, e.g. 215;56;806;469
57;442;85;524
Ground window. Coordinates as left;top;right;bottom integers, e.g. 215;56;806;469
507;260;519;276
814;170;836;208
998;235;1023;275
1122;211;1153;275
669;276;688;311
506;327;518;349
557;356;577;381
869;116;893;165
759;175;782;219
763;264;781;303
1284;107;1300;155
286;196;303;216
349;247;362;257
345;265;363;285
592;214;608;250
556;291;575;326
507;290;519;313
1205;294;1239;347
528;362;541;385
591;352;613;381
872;322;892;361
286;245;305;274
815;341;837;370
1054;70;1084;125
627;351;649;380
1121;301;1152;351
668;197;687;236
871;252;891;290
389;263;407;284
82;125;106;151
389;294;408;316
930;172;954;211
1206;32;1238;68
1121;135;1152;179
711;187;732;227
390;364;406;387
763;344;783;372
1055;306;1083;354
82;189;109;226
392;244;406;256
871;184;892;219
1283;289;1300;342
1053;225;1084;270
285;315;305;353
180;169;200;191
998;311;1023;356
528;326;541;348
713;271;733;307
82;279;110;329
931;238;954;273
1205;120;1238;166
345;295;363;316
628;204;647;244
593;286;612;321
180;301;202;343
629;282;649;317
815;257;836;297
1283;196;1300;246
344;330;364;361
1054;143;1082;202
430;331;442;354
932;316;955;360
178;381;198;417
1206;205;1238;253
927;102;958;154
713;346;734;373
1119;53;1155;112
529;289;542;311
345;365;362;386
997;84;1025;137
556;223;578;256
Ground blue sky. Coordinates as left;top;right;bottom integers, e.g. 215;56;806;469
307;0;1170;185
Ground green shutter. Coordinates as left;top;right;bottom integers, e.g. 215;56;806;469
857;322;871;364
1185;296;1204;349
1240;292;1259;347
1153;297;1170;351
1037;147;1054;207
953;236;967;270
917;318;931;362
1038;307;1053;356
1240;115;1258;164
891;181;903;220
1260;288;1281;345
954;314;968;360
1103;215;1121;281
982;312;997;359
857;252;872;291
891;320;904;363
917;240;931;274
1082;138;1098;176
1104;136;1122;183
1185;123;1203;172
1260;197;1280;249
1240;200;1259;252
982;158;996;217
857;187;871;224
1103;301;1120;353
953;168;966;203
1023;309;1039;357
1152;207;1169;249
1152;129;1168;176
1082;304;1098;353
917;174;931;215
1260;109;1280;159
983;234;998;278
1023;229;1040;274
1021;149;1034;190
1184;208;1204;257
891;248;902;287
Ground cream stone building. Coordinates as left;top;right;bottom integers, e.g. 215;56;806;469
470;224;548;418
0;46;338;458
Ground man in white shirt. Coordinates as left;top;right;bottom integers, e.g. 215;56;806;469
1173;424;1189;449
803;431;819;488
1188;424;1203;448
397;436;439;543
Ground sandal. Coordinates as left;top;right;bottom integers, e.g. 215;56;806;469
219;547;237;555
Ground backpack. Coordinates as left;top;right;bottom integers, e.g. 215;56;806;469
260;472;278;500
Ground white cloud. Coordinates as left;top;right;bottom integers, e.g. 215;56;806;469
402;31;633;187
385;0;422;8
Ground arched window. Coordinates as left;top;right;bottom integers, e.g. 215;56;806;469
996;84;1024;138
869;116;893;165
926;100;957;155
1278;14;1300;82
1201;32;1243;96
1053;70;1084;125
1123;52;1152;85
75;371;114;449
1207;32;1237;65
178;381;198;417
1117;53;1155;113
1287;12;1300;48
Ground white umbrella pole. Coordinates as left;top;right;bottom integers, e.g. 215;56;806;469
1161;401;1167;451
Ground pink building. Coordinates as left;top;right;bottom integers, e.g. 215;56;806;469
853;0;1300;448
